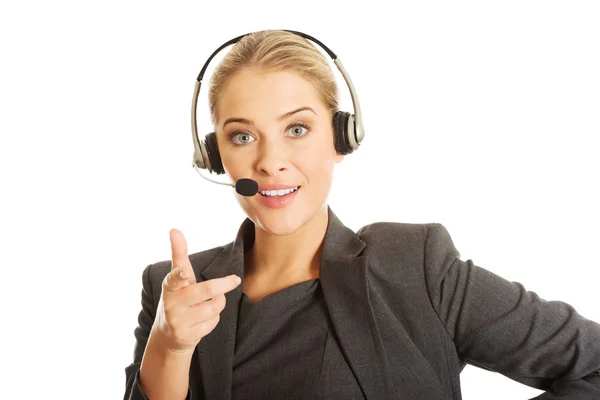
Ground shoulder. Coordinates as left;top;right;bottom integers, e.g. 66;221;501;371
356;220;453;249
355;221;460;266
355;220;462;294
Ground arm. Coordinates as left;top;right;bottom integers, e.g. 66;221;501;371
423;223;600;399
123;264;194;400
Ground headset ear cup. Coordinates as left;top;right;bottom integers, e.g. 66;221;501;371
333;111;353;155
204;132;226;175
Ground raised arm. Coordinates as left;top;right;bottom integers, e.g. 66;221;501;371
123;229;241;400
123;262;194;400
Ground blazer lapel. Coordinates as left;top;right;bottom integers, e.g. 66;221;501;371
194;218;252;400
191;207;394;400
320;208;395;400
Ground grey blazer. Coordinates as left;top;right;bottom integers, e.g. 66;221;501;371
124;207;600;400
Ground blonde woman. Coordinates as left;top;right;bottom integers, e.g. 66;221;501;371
124;30;600;400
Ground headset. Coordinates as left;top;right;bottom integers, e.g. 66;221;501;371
190;29;365;196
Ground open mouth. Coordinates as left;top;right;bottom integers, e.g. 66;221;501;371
259;186;300;197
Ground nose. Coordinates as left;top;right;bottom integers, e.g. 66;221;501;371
256;138;287;176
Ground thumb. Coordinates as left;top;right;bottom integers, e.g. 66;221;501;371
163;266;193;292
169;228;197;286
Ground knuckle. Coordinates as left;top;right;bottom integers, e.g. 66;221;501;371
163;270;178;289
163;297;182;317
211;298;223;314
198;314;219;336
201;300;215;317
218;295;227;311
163;300;175;315
202;282;215;299
163;301;178;318
163;313;177;330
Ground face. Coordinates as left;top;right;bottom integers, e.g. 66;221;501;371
215;68;344;236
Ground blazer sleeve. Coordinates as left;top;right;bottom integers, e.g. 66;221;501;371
123;263;194;400
423;223;600;399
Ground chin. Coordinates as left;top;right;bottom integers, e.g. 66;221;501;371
260;221;301;236
253;207;308;236
235;186;330;237
235;199;308;236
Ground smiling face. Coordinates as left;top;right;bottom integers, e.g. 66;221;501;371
214;67;344;236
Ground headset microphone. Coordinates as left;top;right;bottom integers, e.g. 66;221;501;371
193;163;259;196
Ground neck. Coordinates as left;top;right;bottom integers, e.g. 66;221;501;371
245;206;329;283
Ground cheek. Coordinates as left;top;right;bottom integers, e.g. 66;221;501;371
220;152;236;174
298;146;335;181
220;148;250;178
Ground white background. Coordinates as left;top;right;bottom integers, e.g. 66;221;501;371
1;1;598;399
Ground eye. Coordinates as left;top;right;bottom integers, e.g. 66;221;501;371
230;132;255;145
286;123;310;138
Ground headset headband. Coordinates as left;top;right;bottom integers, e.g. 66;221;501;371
191;30;364;169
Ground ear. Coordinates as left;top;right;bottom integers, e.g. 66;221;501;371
334;152;344;164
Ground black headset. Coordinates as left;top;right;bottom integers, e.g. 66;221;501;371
191;29;365;175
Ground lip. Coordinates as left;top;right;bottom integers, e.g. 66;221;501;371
258;184;300;192
257;186;300;209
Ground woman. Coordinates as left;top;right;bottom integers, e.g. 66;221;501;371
124;30;600;400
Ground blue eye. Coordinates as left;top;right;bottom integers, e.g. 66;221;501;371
287;123;310;137
228;123;310;145
231;132;255;145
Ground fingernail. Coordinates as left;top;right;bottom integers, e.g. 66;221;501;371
179;269;187;279
235;275;242;285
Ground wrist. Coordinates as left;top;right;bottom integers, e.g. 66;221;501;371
147;328;196;359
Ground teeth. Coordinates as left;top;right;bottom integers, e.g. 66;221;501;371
261;187;299;197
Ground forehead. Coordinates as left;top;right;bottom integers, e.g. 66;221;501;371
217;68;325;121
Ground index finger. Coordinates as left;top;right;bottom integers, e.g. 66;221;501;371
195;274;242;302
170;228;192;271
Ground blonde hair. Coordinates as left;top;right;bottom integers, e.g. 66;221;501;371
208;30;339;127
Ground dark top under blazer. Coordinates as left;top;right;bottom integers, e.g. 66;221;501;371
124;206;600;400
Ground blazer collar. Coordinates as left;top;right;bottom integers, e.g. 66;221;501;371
194;206;394;400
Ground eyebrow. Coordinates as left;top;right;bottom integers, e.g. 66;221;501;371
222;106;317;129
